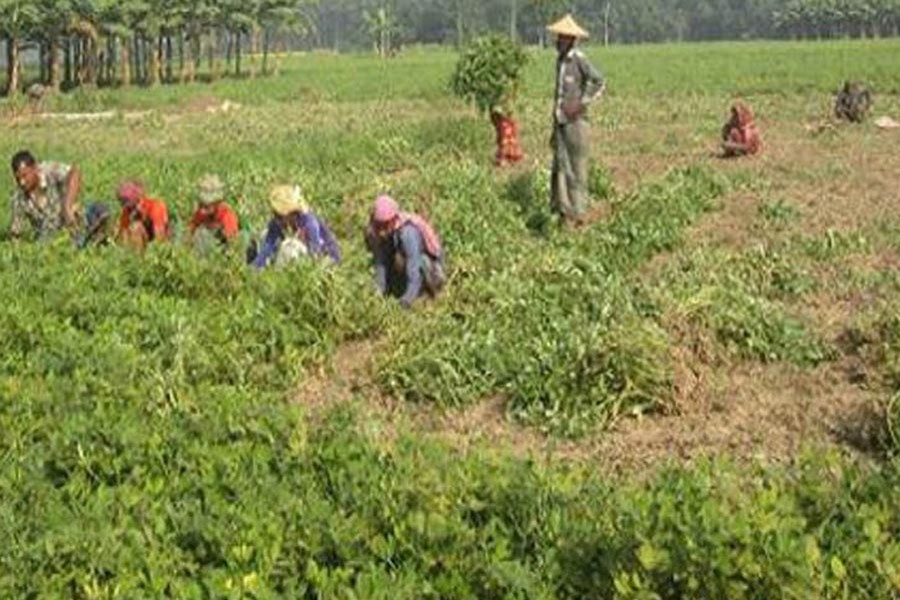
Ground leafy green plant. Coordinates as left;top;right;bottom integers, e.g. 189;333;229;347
450;34;529;116
758;199;799;226
589;164;616;201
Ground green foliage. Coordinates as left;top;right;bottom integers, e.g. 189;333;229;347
379;167;725;436
890;394;900;452
656;242;831;367
3;402;899;596
759;199;800;226
450;34;529;116
855;309;900;454
588;164;616;202
682;285;831;365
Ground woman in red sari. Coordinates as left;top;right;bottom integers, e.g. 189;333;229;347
722;102;761;158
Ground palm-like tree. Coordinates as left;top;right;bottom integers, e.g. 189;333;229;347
1;0;40;94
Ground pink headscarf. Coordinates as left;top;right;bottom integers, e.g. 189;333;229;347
370;195;442;258
117;180;145;205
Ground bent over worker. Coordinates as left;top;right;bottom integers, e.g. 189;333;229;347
250;185;341;269
188;174;240;246
9;150;82;240
78;202;113;248
835;81;872;123
116;180;170;250
365;195;445;309
547;14;605;226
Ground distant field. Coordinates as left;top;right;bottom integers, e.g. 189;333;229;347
2;40;899;597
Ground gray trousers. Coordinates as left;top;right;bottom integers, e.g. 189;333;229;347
551;120;590;220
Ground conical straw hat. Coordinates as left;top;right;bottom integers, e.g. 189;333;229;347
547;14;590;39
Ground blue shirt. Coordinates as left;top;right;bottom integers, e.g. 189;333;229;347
253;212;341;270
371;223;430;307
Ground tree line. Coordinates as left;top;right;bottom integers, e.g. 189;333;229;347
314;0;900;50
3;0;899;96
0;0;315;96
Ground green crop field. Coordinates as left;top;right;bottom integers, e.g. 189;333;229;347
2;40;900;597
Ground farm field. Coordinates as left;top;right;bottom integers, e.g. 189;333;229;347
2;40;900;597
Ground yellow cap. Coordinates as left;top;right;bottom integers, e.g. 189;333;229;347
269;185;308;216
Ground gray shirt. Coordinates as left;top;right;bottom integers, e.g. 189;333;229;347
554;48;606;125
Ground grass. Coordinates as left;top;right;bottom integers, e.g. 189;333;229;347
2;39;900;596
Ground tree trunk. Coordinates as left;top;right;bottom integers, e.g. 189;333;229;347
64;38;73;89
136;36;144;84
49;37;62;91
40;42;48;84
120;38;131;86
249;27;260;78
6;37;21;96
604;1;612;46
97;45;106;86
456;0;464;47
77;38;85;85
273;35;283;77
85;36;99;86
509;0;518;40
107;35;116;85
165;33;173;83
212;29;223;80
193;32;201;75
179;32;189;83
225;30;233;74
148;35;161;86
209;31;218;81
206;30;214;75
262;27;270;75
177;32;185;83
235;31;242;76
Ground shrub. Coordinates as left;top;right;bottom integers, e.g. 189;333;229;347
450;35;529;116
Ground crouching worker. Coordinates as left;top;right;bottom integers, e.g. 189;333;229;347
78;203;113;248
249;185;341;269
365;195;445;309
116;180;170;251
9;150;83;240
835;81;872;123
188;174;240;246
721;102;761;158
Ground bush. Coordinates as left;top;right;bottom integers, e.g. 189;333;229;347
450;35;529;116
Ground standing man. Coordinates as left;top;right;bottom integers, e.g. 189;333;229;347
547;15;605;227
8;150;83;240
